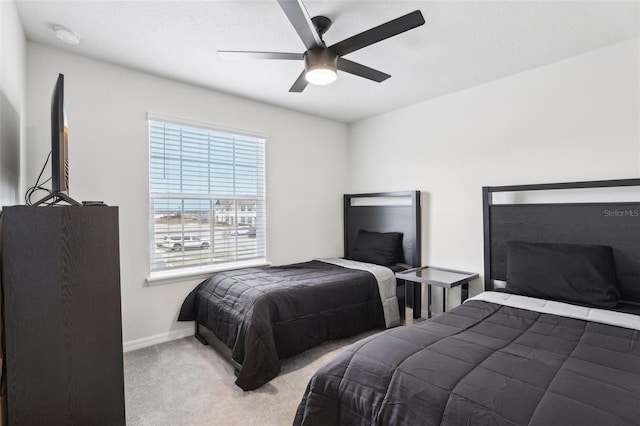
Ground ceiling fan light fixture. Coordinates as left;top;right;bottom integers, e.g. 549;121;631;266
304;48;338;86
305;65;337;85
218;1;425;93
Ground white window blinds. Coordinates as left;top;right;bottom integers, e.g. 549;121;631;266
149;118;266;274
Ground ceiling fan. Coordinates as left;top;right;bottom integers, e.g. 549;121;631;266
219;0;425;92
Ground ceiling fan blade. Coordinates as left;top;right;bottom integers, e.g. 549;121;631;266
277;0;323;50
218;51;304;61
329;10;425;57
289;70;309;92
337;58;390;82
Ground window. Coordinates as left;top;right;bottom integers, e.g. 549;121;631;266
149;116;266;275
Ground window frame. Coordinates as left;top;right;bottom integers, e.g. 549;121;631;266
146;113;268;284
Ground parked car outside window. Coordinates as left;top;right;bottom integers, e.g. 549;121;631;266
228;227;256;237
158;235;210;250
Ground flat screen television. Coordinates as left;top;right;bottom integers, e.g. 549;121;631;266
32;73;80;206
51;73;68;193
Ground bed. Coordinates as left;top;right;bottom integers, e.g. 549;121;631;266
294;179;640;426
178;191;421;391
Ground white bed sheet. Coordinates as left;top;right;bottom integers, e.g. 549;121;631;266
467;291;640;331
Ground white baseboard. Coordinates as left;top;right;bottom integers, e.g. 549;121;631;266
123;327;194;353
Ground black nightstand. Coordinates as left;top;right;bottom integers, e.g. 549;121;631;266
395;266;479;322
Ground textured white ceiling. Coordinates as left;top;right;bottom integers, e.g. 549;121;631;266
15;0;640;123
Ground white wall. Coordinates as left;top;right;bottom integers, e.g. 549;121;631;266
0;0;26;209
22;35;640;344
348;38;640;312
25;43;349;347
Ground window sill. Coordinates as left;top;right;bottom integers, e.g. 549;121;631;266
146;259;270;286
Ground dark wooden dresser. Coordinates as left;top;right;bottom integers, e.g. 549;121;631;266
0;206;125;425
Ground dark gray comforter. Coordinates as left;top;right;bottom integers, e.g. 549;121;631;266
178;260;385;390
294;300;640;426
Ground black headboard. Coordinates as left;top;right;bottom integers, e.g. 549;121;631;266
344;191;421;267
483;178;640;303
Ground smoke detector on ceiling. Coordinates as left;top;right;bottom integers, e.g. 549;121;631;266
54;25;81;45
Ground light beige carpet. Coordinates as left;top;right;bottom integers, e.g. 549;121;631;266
124;330;379;426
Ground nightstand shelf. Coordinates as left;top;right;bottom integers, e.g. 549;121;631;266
396;266;478;322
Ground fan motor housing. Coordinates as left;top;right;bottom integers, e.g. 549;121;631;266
304;48;338;85
304;48;337;69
